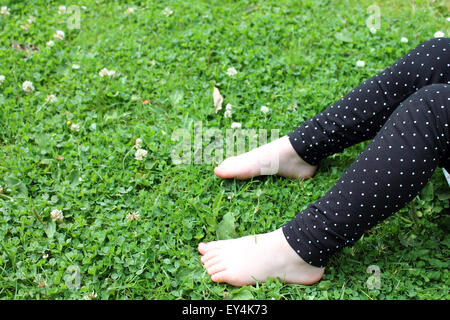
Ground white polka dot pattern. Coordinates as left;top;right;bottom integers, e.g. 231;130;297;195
283;38;450;268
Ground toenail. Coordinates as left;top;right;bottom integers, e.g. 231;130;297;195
199;243;206;249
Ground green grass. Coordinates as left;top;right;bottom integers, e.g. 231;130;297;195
0;0;449;300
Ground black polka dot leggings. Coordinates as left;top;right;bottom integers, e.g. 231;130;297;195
283;38;450;268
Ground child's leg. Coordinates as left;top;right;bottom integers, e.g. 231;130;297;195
289;37;450;166
284;83;450;267
214;38;450;179
199;84;450;286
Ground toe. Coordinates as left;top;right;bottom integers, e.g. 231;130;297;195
198;241;221;254
214;157;242;178
212;271;251;287
204;256;222;268
214;166;231;179
202;240;224;251
198;242;209;254
211;271;228;283
201;249;221;264
207;262;226;276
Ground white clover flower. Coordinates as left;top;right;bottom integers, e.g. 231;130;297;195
0;6;10;16
260;105;269;114
224;103;233;117
70;123;80;131
400;37;408;43
83;290;98;300
126;211;140;221
150;59;156;66
106;69;117;77
226;67;238;76
53;30;65;40
50;209;64;222
125;7;135;15
27;16;36;23
135;138;142;149
0;75;5;84
22;81;34;93
356;60;365;67
72;64;80;70
162;7;173;17
98;68;109;77
58;5;67;14
45;94;57;103
231;122;241;129
134;148;148;160
434;31;445;38
46;40;55;47
99;68;117;77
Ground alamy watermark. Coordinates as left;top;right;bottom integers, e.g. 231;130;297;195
366;4;381;34
66;264;81;290
171;121;280;174
57;4;82;30
366;264;381;290
66;5;81;30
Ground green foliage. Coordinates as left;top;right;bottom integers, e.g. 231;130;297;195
216;212;237;240
0;0;449;300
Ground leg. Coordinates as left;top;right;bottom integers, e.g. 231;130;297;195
199;84;450;285
214;38;450;179
284;84;450;268
289;37;450;166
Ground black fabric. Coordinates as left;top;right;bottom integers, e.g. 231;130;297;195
283;38;450;268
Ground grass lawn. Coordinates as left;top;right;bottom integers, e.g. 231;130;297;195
0;0;449;300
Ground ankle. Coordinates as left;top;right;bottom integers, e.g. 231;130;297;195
278;136;318;179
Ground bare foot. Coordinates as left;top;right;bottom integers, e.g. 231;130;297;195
213;136;317;180
198;228;325;286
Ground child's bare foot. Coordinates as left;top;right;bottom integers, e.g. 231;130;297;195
198;228;325;286
213;136;317;180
